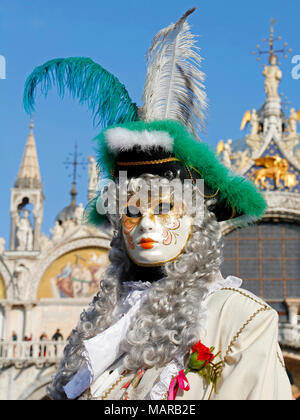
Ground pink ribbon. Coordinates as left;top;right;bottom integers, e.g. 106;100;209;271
168;370;190;400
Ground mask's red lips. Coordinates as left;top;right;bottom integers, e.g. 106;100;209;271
140;237;157;249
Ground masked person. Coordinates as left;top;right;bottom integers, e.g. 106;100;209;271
23;9;292;400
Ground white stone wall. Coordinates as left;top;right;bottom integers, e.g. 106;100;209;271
1;299;90;342
34;299;90;339
0;364;56;400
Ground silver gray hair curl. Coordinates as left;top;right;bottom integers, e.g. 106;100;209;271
47;175;223;399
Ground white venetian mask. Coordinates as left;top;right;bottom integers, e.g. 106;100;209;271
121;195;193;266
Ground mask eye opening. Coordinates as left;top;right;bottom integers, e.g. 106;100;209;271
124;205;142;218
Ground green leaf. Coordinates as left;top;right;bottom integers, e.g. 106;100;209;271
188;352;206;370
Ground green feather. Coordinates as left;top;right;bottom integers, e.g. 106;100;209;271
93;130;116;178
23;57;139;127
84;196;107;227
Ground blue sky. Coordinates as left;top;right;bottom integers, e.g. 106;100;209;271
0;0;300;245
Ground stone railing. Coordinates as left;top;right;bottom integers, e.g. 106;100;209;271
0;340;67;368
0;326;298;369
279;324;300;349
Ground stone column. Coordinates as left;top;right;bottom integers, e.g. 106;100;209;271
2;303;12;341
0;304;4;340
33;213;42;251
286;298;300;326
23;303;34;339
9;211;17;251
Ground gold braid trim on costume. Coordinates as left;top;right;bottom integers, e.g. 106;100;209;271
224;306;271;361
222;288;270;362
221;288;270;309
277;352;286;371
203;288;270;400
99;289;282;401
100;373;127;400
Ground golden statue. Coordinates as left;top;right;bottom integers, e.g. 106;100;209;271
254;156;297;189
240;109;261;137
240;109;264;156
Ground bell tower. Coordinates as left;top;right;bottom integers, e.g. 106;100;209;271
9;120;44;251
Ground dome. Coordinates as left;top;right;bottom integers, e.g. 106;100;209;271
56;202;77;225
56;181;79;225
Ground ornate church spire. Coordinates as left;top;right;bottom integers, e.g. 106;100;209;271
10;119;44;252
241;20;293;145
15;119;42;190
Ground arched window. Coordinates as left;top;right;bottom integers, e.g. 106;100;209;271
222;222;300;320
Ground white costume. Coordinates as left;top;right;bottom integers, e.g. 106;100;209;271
65;276;291;401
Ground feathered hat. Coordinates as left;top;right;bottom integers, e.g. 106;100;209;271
23;8;266;225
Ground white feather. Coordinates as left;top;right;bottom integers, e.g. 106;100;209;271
105;127;174;154
142;9;207;139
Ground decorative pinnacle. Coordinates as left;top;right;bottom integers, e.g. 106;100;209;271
15;117;42;189
29;116;34;132
252;18;292;64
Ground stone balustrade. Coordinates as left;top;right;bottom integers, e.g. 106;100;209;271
0;340;67;368
0;325;298;370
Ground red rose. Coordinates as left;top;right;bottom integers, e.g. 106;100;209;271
187;342;223;391
192;341;215;363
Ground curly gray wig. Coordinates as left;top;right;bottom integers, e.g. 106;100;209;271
47;175;224;400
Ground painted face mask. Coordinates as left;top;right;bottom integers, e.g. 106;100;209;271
121;194;193;266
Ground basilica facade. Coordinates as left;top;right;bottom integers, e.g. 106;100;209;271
0;25;300;400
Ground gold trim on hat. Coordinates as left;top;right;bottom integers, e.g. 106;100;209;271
116;157;181;166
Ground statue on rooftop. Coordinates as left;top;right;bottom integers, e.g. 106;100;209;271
287;108;300;138
263;55;282;100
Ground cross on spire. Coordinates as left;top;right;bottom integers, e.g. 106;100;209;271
252;19;292;64
63;143;86;205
